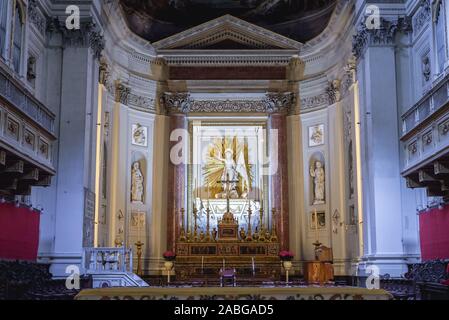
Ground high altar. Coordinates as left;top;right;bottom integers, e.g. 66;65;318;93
174;131;282;280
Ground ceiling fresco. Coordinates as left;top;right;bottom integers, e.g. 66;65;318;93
120;0;338;43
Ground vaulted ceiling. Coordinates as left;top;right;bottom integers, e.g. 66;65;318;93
120;0;337;44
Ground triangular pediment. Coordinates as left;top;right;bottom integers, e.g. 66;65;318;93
153;15;302;51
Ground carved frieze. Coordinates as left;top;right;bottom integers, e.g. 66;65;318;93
162;92;295;114
413;0;431;36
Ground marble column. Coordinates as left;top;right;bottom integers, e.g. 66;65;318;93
269;112;290;250
166;113;187;251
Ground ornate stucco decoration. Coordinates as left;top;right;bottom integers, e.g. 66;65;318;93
161;93;193;114
263;92;295;114
162;92;295;114
28;0;46;35
48;20;105;60
115;82;131;105
326;79;342;105
413;0;431;36
301;93;330;111
352;17;412;59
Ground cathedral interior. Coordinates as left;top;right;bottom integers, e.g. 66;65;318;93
0;0;449;302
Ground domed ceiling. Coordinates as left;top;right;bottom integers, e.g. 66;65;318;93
120;0;337;44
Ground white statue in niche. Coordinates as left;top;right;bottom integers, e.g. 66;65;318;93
131;161;144;203
310;160;325;205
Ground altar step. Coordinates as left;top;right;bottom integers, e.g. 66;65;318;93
90;272;149;288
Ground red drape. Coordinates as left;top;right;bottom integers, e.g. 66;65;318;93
0;203;40;261
419;205;449;261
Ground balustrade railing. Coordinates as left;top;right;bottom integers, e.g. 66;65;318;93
82;247;133;274
402;73;449;138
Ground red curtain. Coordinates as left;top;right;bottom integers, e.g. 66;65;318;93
419;205;449;261
0;203;40;261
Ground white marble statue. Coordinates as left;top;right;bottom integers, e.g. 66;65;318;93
215;148;240;199
131;161;144;202
310;160;325;205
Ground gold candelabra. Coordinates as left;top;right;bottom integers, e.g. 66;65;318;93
179;208;187;242
205;206;211;242
246;203;253;242
193;204;199;242
271;208;278;242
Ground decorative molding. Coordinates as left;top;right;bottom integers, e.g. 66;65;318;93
413;0;431;36
153;14;302;51
162;92;295;114
161;93;193;114
115;82;130;105
28;0;46;35
326;79;342;105
352;17;412;59
301;93;330;111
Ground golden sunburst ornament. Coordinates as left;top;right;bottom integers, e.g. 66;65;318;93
203;136;253;199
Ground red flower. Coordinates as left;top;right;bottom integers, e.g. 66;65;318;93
163;251;176;261
279;250;294;261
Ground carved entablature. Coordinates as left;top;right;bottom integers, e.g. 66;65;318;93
162;92;295;115
352;17;412;59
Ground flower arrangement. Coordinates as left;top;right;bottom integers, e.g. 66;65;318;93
163;251;176;261
279;250;294;261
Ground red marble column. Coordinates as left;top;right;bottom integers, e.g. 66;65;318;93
269;112;289;250
167;113;187;251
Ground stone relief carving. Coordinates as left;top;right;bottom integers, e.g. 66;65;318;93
309;124;325;147
326;79;342;104
162;92;295;114
28;0;46;35
310;160;325;205
115;82;131;105
263;92;295;114
422;55;431;83
131;161;144;203
161;92;193;114
132;124;148;147
348;141;354;199
413;0;431;36
301;93;329;110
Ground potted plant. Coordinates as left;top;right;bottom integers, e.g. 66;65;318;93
163;251;176;261
162;251;176;285
279;251;294;285
279;250;294;261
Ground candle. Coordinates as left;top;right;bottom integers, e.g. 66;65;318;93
252;257;255;274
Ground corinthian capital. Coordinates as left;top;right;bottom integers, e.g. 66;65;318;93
263;92;295;114
352;17;412;59
161;92;193;114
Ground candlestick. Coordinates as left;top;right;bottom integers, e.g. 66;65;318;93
201;256;204;274
246;202;253;242
135;241;144;277
252;257;255;276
